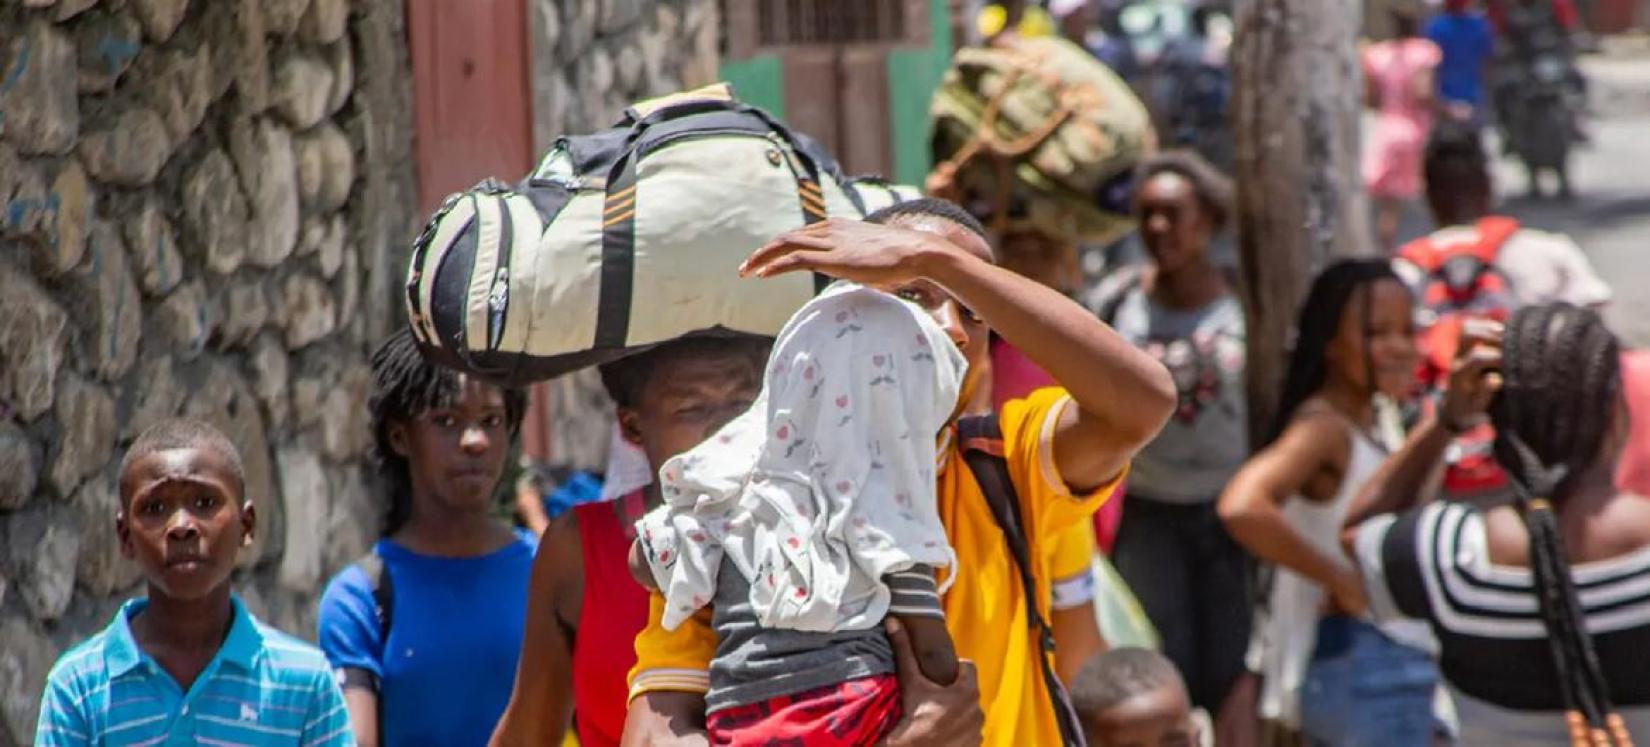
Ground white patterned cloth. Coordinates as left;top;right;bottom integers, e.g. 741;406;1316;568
636;283;966;633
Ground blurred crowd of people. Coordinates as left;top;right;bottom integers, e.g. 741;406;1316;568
31;2;1648;747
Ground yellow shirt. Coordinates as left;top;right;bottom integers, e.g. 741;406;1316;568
630;388;1120;745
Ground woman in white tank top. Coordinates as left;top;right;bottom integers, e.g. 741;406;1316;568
1217;260;1437;745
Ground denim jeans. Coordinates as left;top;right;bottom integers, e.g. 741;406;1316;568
1299;616;1439;747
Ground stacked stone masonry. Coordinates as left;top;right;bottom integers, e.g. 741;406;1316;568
0;0;417;743
0;0;720;741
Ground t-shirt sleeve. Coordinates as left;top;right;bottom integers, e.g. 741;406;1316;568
299;666;353;746
999;387;1126;547
1045;521;1098;611
317;565;384;686
627;592;716;700
1550;234;1613;307
34;671;90;746
1354;507;1432;623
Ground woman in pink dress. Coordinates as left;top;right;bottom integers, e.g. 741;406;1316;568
1363;9;1443;250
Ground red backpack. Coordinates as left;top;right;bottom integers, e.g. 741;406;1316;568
1396;216;1521;497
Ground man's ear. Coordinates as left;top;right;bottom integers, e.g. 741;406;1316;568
387;419;412;457
240;502;257;547
616;407;646;448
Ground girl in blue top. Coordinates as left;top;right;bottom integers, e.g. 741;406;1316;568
318;330;534;747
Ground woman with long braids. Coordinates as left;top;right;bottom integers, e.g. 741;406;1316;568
1217;260;1441;745
1345;304;1650;746
316;329;534;746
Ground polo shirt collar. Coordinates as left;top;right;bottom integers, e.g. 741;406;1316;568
102;594;263;678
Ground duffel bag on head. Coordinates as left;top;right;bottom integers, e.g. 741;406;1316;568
928;35;1155;246
406;84;894;386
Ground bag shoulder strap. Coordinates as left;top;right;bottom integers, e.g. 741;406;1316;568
355;546;396;646
957;415;1088;747
336;546;395;698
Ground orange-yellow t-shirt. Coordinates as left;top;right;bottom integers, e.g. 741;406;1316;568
629;388;1121;745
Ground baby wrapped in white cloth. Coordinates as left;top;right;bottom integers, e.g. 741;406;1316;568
632;281;966;720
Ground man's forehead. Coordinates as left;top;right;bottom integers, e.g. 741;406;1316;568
898;217;995;264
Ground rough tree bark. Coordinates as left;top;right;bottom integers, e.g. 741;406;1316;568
1230;0;1373;446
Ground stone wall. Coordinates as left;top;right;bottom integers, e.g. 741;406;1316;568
527;0;721;472
0;0;417;742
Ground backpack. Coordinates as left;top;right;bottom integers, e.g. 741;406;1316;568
405;84;914;386
1396;216;1522;496
334;547;395;696
928;35;1155;247
957;415;1088;747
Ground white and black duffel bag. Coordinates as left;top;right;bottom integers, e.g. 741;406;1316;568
405;84;916;386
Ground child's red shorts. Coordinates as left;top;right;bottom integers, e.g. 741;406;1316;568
705;673;902;746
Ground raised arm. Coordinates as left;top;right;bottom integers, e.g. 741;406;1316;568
1341;320;1503;554
489;516;579;746
741;219;1175;491
1217;415;1367;616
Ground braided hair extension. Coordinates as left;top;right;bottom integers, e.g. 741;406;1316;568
1265;259;1405;447
369;328;528;536
1490;303;1631;747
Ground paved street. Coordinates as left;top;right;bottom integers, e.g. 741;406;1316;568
1390;40;1650;347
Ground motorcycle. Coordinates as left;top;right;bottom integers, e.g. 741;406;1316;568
1505;53;1577;200
1493;2;1586;199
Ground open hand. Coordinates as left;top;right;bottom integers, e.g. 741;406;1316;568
881;618;983;747
739;218;955;291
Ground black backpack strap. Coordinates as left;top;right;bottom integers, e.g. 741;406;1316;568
957;415;1088;747
339;547;395;696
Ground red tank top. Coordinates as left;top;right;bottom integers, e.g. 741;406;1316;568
572;492;649;747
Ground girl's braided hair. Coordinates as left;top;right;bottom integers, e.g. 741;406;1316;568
1490;302;1631;747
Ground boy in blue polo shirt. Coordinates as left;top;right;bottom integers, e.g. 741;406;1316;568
35;419;352;746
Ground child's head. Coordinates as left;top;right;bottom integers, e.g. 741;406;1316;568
117;418;253;601
1270;259;1416;444
370;328;528;535
1071;647;1198;747
600;334;771;471
1424;120;1494;226
865;198;995;413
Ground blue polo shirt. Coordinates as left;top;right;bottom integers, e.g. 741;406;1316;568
35;595;352;746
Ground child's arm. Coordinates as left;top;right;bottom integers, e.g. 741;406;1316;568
884;566;957;686
889;614;958;687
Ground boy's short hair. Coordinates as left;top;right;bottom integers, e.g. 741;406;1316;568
118;418;247;503
598;334;771;409
1070;647;1189;717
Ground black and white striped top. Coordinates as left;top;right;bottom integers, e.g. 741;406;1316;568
1356;502;1650;719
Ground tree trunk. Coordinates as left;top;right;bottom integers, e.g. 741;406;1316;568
1230;0;1372;447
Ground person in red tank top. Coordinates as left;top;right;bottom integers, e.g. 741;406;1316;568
489;337;770;747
